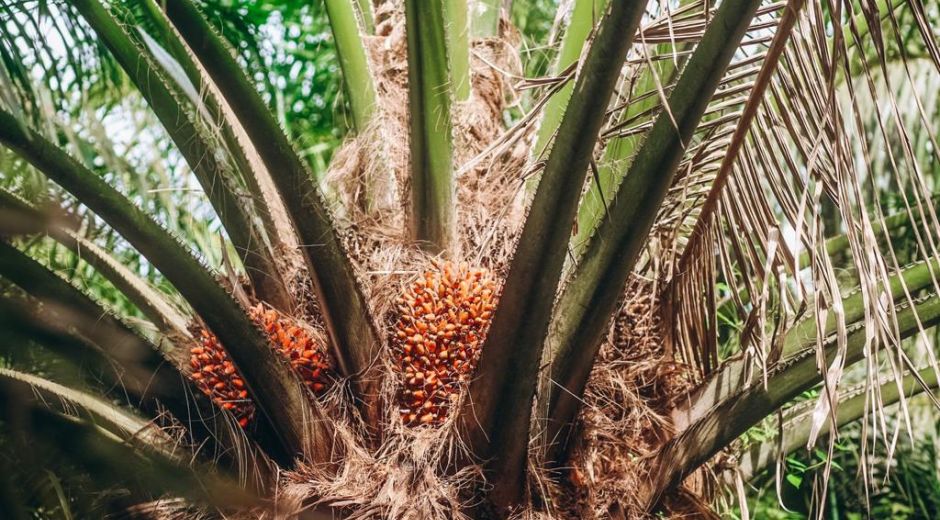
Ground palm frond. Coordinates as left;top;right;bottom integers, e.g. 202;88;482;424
0;240;239;451
542;0;764;463
405;0;456;252
325;0;378;130
457;1;650;510
674;255;940;430
0;109;327;461
645;282;940;510
1;0;939;517
0;187;190;336
471;0;502;37
134;0;303;287
614;0;940;506
160;1;383;428
71;0;294;311
661;0;940;380
0;370;259;512
737;365;940;481
444;0;471;102
530;0;608;160
0;366;177;451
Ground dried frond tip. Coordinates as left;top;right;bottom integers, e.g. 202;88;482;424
391;261;498;426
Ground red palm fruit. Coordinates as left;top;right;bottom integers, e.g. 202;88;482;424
247;304;334;396
188;304;334;428
190;328;255;427
390;262;498;426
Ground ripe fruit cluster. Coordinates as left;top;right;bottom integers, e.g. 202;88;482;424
191;327;253;427
391;262;498;426
251;304;333;396
189;304;333;427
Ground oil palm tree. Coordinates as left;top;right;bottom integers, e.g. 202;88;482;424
1;0;939;518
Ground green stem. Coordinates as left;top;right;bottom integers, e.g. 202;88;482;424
324;0;388;212
0;376;258;511
0;367;177;454
543;0;763;465
797;197;940;269
406;0;456;252
674;258;940;431
455;1;649;512
138;0;299;282
642;290;940;510
0;188;190;337
737;366;940;481
0;242;232;452
531;0;609;160
570;1;695;255
355;0;375;34
471;0;501;37
325;0;378;130
445;0;472;101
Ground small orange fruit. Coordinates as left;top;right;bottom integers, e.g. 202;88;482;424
189;304;334;428
390;262;498;426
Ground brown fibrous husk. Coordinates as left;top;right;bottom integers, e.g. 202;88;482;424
534;279;711;519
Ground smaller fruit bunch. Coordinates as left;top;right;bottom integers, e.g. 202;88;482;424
189;303;334;427
391;262;498;426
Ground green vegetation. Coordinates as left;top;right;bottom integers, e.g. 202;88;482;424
1;0;939;518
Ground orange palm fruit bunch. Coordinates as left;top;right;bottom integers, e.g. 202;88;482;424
249;304;334;396
190;326;254;427
391;262;498;426
189;303;334;428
